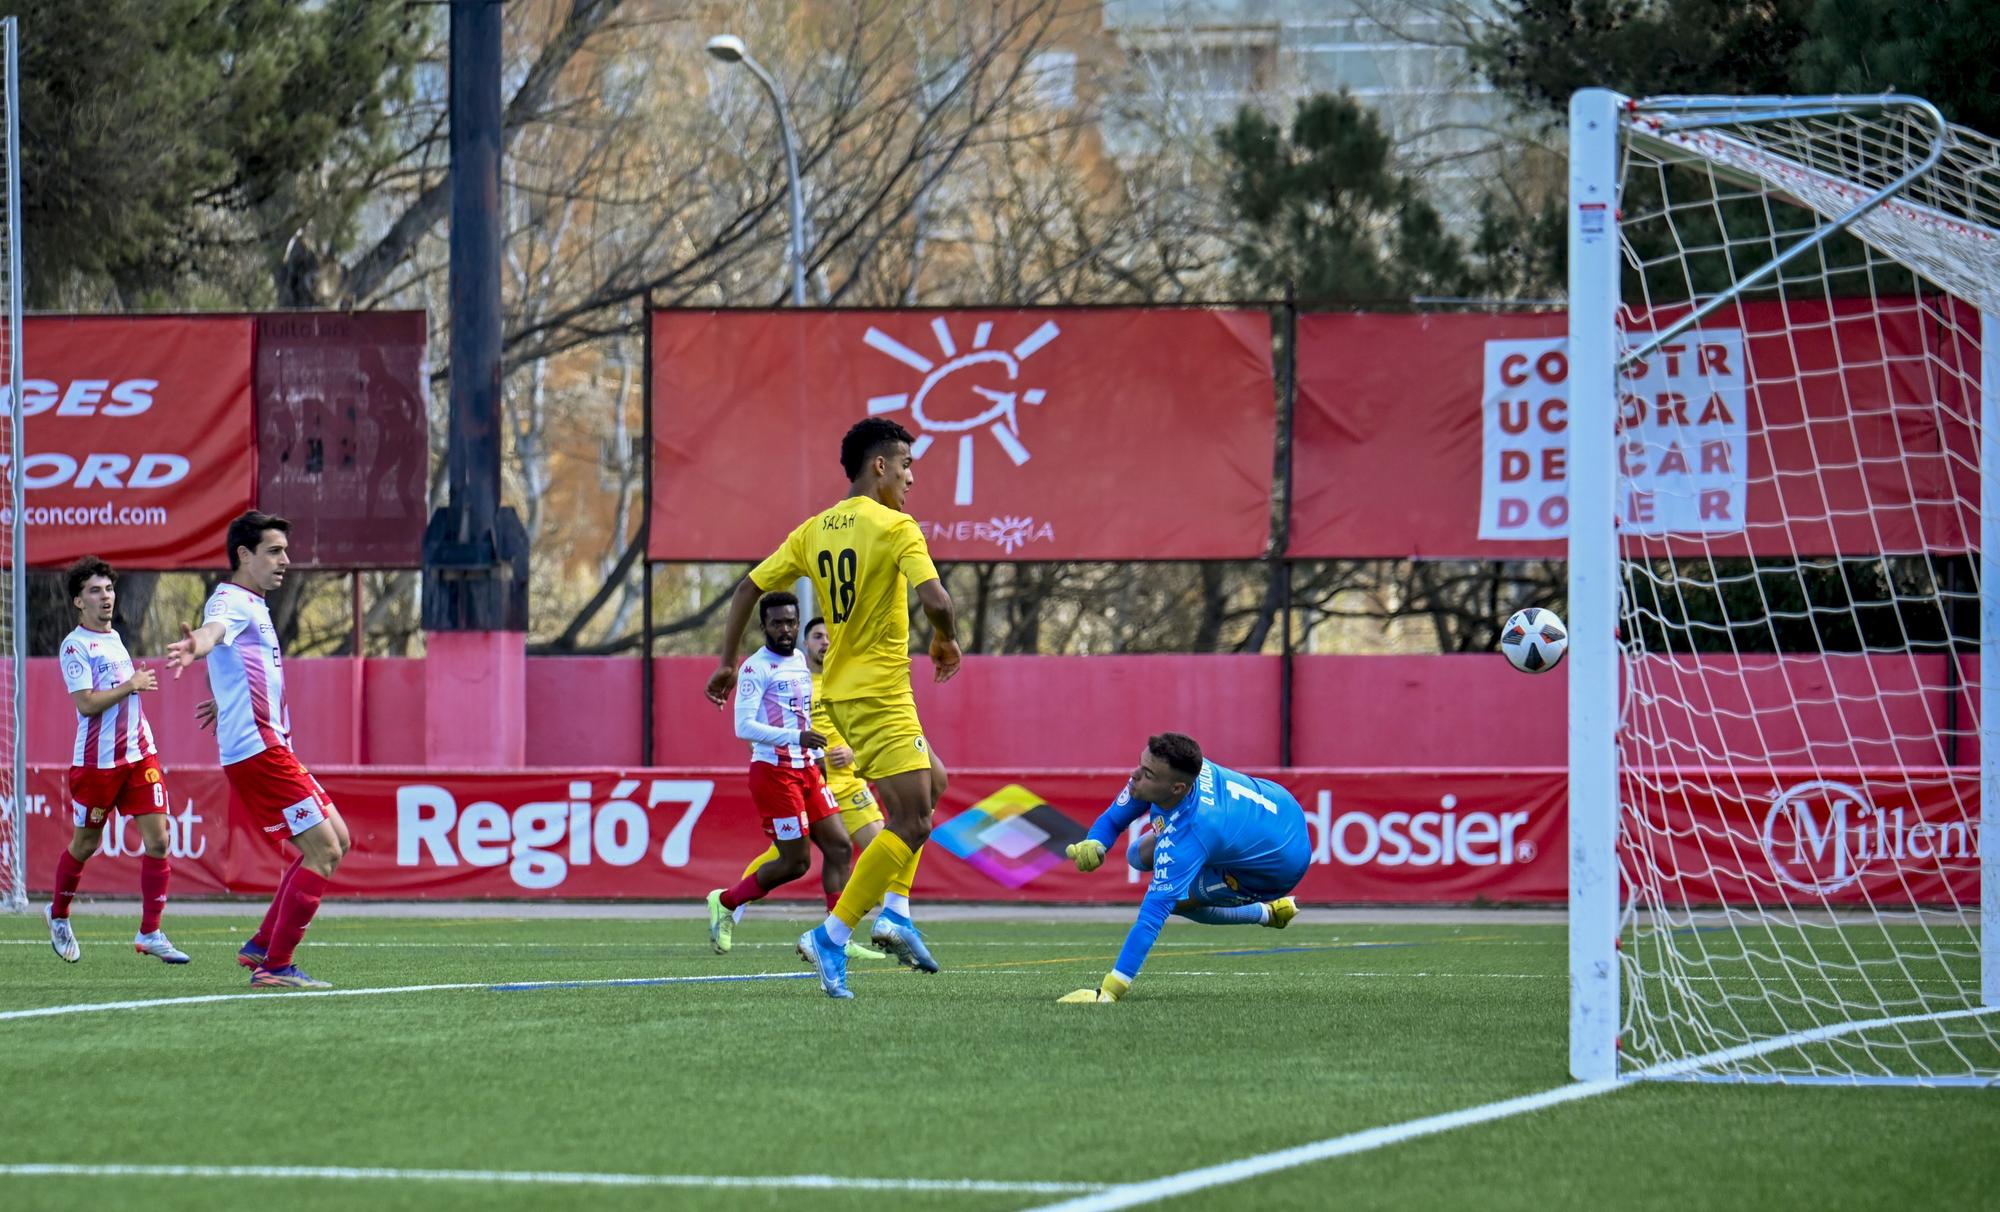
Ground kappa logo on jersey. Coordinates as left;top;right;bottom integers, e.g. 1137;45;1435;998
857;316;1060;507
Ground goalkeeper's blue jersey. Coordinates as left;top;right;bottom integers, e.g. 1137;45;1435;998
1084;760;1310;980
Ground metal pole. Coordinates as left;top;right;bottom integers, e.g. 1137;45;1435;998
1982;308;1997;1009
2;17;22;912
641;299;656;766
1278;288;1298;768
737;53;809;308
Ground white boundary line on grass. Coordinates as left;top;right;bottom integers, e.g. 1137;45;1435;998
1026;1004;2000;1212
0;972;811;1022
0;1163;1103;1195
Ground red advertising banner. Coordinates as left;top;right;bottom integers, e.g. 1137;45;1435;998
21;765;1974;908
19;766;232;896
16;316;257;568
649;309;1277;561
1290;300;1978;558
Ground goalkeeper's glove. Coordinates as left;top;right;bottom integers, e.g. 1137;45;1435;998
1065;839;1107;873
1057;972;1131;1004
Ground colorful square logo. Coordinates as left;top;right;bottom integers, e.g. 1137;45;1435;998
932;784;1087;889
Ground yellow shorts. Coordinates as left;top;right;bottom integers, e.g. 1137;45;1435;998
827;693;936;781
825;769;882;833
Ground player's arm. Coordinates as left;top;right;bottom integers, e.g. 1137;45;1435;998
1066;782;1147;873
70;673;156;717
732;664;826;748
913;578;962;683
164;619;230;678
62;644;157;717
1062;829;1212;1004
709;528;811;706
812;698;855;770
893;519;962;683
707;576;765;707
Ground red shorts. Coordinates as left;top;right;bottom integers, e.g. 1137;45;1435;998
225;746;335;837
68;755;168;828
748;762;838;841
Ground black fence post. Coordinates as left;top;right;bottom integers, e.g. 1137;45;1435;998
641;298;656;765
1279;285;1299;767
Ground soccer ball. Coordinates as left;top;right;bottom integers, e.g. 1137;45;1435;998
1500;607;1568;674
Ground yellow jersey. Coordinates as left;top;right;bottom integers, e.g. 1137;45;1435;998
810;672;870;802
749;495;940;701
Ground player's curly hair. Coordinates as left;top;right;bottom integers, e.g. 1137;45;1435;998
757;590;799;625
65;555;116;601
1147;732;1204;779
840;418;916;481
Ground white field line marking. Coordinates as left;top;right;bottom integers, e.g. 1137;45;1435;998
1024;1004;2000;1212
0;972;810;1023
0;970;1301;1026
0;939;1457;949
0;1163;1102;1195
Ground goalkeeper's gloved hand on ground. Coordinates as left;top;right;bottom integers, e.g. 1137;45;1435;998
1065;840;1107;873
1057;972;1131;1005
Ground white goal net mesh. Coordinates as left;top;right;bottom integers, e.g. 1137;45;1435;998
1610;96;1997;1083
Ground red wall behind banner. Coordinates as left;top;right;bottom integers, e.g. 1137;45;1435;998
18;316;257;568
1290;301;1979;558
649;308;1277;561
22;765;1975;907
19;653;1977;773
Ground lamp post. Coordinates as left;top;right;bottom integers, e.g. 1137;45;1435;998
706;34;808;306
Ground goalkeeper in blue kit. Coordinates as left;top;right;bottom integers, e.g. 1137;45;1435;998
1059;732;1310;1004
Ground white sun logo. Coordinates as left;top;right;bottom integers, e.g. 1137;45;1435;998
860;316;1059;506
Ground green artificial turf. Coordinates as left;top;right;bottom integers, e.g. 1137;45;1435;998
0;911;1991;1211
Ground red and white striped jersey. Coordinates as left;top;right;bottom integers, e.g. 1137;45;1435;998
59;625;156;769
732;646;816;768
202;582;291;765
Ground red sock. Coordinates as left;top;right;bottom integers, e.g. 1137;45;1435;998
252;857;304;949
139;856;171;934
50;850;86;918
717;872;770;911
262;868;329;969
824;888;841;911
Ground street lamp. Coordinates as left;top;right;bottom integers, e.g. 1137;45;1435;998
706;33;808;307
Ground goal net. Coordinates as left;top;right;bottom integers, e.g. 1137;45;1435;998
0;17;23;914
1567;91;1999;1085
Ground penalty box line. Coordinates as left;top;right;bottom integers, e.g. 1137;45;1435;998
0;1163;1104;1196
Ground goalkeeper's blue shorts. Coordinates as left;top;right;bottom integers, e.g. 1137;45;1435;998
1188;851;1308;906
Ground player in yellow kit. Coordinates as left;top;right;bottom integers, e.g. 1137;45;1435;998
706;418;961;999
711;615;900;961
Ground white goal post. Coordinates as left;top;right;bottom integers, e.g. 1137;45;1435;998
0;16;24;914
1568;88;1999;1085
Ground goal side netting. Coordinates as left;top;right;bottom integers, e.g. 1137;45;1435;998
1567;90;1999;1085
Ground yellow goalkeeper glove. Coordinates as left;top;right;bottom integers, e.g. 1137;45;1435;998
1065;840;1107;873
1057;972;1131;1004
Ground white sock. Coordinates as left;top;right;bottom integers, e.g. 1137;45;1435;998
731;904;746;924
823;914;854;947
883;892;912;920
1259;903;1272;925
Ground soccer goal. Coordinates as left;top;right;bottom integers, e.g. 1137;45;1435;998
1567;90;1998;1085
0;17;24;914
